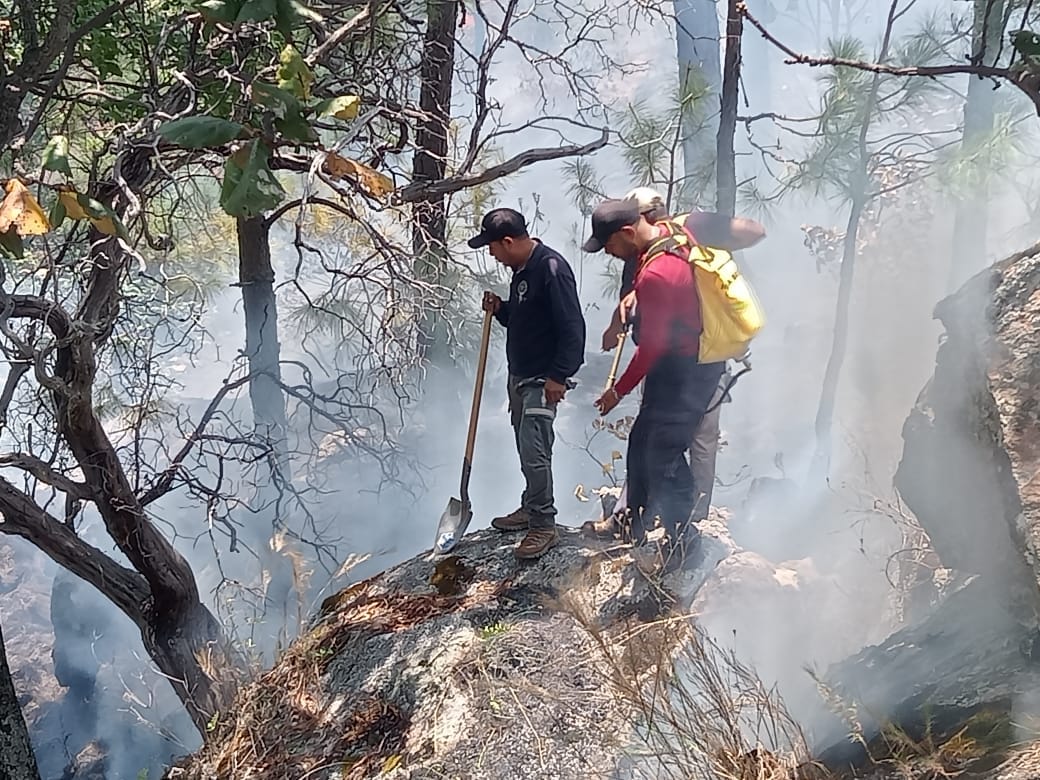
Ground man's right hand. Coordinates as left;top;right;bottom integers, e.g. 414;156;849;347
482;291;502;314
601;322;623;352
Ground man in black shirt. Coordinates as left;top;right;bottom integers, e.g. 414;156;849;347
470;208;586;560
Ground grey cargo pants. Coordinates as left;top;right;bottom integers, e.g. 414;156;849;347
508;375;558;530
689;375;727;521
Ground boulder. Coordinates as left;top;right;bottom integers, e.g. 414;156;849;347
895;247;1040;599
818;244;1040;770
167;525;736;780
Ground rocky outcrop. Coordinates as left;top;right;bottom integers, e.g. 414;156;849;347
817;244;1040;771
895;248;1040;599
168;525;735;780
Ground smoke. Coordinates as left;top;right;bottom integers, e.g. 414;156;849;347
5;0;1040;774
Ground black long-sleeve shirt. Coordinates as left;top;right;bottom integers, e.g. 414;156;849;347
494;241;585;382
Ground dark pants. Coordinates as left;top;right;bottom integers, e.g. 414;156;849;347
508;376;557;530
626;357;725;549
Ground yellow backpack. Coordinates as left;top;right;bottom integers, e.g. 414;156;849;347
642;218;765;364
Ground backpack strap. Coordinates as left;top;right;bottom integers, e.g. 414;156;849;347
639;221;693;272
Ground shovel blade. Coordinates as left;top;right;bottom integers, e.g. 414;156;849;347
434;496;473;554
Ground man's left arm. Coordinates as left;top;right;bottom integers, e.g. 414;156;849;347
684;212;766;251
546;258;587;393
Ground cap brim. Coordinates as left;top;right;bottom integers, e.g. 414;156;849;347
581;235;604;253
467;233;491;249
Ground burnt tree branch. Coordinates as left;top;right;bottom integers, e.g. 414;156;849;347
739;1;1040;116
395;128;610;203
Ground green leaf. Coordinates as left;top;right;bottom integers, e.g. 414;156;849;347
219;140;286;218
315;95;360;120
42;135;73;178
235;0;278;23
276;45;314;100
0;228;24;259
1011;30;1040;58
158;116;247;149
275;112;318;143
273;0;322;35
197;0;243;23
251;82;302;120
49;198;66;230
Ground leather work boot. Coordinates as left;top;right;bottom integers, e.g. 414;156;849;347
515;526;558;559
583;508;634;542
581;514;619;540
491;507;529;532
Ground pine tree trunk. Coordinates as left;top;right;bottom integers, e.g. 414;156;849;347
0;617;42;780
237;216;289;466
674;0;721;194
810;1;900;479
236;216;296;628
948;0;1005;291
413;0;457;366
716;0;742;217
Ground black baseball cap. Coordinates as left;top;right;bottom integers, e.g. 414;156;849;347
582;199;641;253
467;208;528;248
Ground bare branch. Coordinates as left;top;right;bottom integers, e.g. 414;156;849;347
738;1;1040;116
0;475;147;624
0;452;92;500
395;128;610;203
137;374;252;506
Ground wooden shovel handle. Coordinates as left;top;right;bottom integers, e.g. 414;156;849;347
461;309;493;496
604;328;628;393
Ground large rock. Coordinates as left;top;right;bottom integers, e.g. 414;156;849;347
167;525;735;780
895;248;1040;599
818;245;1040;770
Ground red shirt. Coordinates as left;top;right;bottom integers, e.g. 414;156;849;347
614;234;701;398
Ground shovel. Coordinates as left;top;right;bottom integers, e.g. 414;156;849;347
434;308;494;554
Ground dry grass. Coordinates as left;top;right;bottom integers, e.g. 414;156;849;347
174;573;510;780
811;667;1016;779
561;587;819;780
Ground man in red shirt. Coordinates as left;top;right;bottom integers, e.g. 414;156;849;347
595;188;765;532
585;198;726;573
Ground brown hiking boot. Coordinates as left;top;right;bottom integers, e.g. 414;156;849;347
581;514;619;540
515;527;558;560
491;507;529;532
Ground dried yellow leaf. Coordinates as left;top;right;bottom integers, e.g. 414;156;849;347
324;152;394;199
381;754;402;772
58;189;89;220
57;188;120;236
0;179;50;236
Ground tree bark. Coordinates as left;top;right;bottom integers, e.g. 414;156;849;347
412;0;457;366
0;616;42;780
716;0;742;218
0;233;239;736
674;0;721;195
237;216;289;464
236;216;296;630
947;0;1006;292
